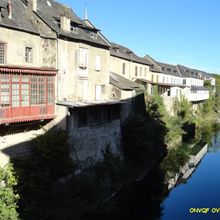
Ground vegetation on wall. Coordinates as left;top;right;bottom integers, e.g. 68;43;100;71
0;163;19;220
145;84;220;181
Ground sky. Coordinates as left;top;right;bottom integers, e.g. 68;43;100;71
59;0;220;73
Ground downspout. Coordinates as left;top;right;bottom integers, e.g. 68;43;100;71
56;37;59;102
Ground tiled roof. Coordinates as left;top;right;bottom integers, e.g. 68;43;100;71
35;0;109;47
110;72;144;91
0;0;109;47
0;0;38;34
158;62;182;77
177;65;205;79
144;55;162;73
110;42;152;66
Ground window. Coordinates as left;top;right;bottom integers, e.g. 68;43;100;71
21;75;29;107
135;66;138;76
0;74;54;109
144;68;147;77
25;47;33;63
156;75;159;82
95;55;101;71
140;67;142;76
79;47;88;69
70;21;78;33
151;75;154;82
48;77;54;104
0;74;10;107
183;79;186;85
122;63;126;75
55;18;61;28
90;32;97;39
12;75;20;107
95;84;105;100
0;42;6;64
30;76;45;105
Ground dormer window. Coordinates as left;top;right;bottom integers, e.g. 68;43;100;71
90;32;97;39
71;25;78;33
54;18;61;28
112;46;119;53
125;50;132;56
70;21;78;33
162;67;165;71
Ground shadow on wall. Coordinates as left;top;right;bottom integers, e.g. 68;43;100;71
0;117;67;167
0;92;155;169
0;93;168;220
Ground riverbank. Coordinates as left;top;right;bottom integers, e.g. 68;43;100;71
167;143;208;189
160;131;220;220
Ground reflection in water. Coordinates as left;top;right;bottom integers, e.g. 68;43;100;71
160;132;220;220
209;133;220;153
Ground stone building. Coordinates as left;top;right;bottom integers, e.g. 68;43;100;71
0;0;57;125
0;0;138;168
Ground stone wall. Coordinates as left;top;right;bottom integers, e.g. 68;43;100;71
68;119;121;169
0;128;44;167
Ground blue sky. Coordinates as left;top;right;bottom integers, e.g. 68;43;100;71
59;0;220;73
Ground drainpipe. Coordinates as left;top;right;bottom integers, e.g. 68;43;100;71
56;38;59;102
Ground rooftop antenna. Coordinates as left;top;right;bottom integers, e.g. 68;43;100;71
84;1;88;20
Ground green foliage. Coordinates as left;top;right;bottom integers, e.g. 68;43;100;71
176;96;194;123
122;113;167;171
195;94;218;144
204;80;212;88
146;94;184;147
145;93;166;121
0;164;19;220
160;145;190;180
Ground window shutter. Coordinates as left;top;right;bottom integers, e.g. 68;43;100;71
95;55;101;71
79;48;88;68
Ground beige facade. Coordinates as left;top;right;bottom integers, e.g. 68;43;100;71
0;27;56;68
57;40;110;102
110;55;151;81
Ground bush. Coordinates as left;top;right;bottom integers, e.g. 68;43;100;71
160;146;189;180
0;163;19;220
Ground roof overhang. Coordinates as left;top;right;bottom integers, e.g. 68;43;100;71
0;65;57;75
110;72;144;91
56;100;124;108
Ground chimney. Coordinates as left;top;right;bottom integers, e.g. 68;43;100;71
32;0;37;12
0;8;2;21
8;0;12;19
60;14;70;32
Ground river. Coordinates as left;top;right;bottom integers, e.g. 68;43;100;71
160;132;220;220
